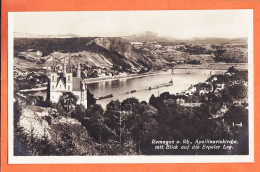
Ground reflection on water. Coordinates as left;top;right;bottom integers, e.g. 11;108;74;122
87;69;225;109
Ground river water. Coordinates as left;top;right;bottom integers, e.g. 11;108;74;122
87;69;225;109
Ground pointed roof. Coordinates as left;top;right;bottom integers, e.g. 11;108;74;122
56;76;66;88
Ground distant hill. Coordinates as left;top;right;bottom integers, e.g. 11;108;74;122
122;31;175;42
183;37;247;45
14;32;80;38
122;31;247;45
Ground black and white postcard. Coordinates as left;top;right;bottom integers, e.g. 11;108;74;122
8;10;254;163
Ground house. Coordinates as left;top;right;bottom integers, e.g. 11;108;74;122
154;44;162;49
176;98;185;104
130;42;143;49
49;57;88;107
190;86;197;93
225;72;233;76
42;66;51;70
199;89;209;95
211;77;218;82
216;84;225;91
233;100;242;106
185;90;191;95
36;50;43;57
15;68;28;77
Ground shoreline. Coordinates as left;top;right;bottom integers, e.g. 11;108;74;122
84;71;161;84
84;63;248;84
173;63;248;70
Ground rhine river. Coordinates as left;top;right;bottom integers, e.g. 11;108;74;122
87;69;225;109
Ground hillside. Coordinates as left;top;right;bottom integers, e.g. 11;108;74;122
14;36;248;75
14;37;170;71
14;104;99;155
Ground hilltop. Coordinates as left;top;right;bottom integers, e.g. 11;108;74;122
122;31;175;42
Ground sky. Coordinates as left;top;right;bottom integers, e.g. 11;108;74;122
12;10;252;39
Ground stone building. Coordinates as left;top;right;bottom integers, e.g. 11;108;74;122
49;57;88;107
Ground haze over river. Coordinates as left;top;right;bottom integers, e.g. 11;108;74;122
87;69;225;109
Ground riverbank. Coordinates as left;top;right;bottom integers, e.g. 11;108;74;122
83;70;164;84
84;63;247;84
173;63;248;70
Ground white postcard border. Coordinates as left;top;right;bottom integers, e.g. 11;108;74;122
7;10;254;164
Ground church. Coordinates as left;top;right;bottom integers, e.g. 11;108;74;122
49;56;88;107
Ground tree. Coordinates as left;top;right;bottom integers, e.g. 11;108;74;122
14;127;29;156
104;100;127;144
149;94;156;105
85;104;105;143
105;100;121;130
149;94;164;111
14;101;22;128
71;104;86;123
34;129;56;156
57;92;78;116
59;123;77;155
121;97;139;111
224;105;249;155
224;105;248;130
104;98;159;155
160;92;171;100
221;88;232;102
228;66;237;73
87;89;96;107
130;104;158;154
102;138;137;155
106;100;121;112
14;101;30;155
228;84;247;99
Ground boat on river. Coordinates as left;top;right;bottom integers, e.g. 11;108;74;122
126;90;137;94
149;79;173;90
96;94;113;100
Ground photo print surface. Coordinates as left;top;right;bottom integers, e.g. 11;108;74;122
8;10;254;163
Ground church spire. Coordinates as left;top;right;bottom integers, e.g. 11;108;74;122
77;60;81;78
52;56;56;72
68;56;71;72
63;57;66;74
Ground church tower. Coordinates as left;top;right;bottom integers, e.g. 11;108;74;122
50;56;58;101
48;56;88;108
63;57;66;75
77;61;81;78
65;57;73;92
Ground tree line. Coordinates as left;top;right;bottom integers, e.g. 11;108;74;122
14;70;249;155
